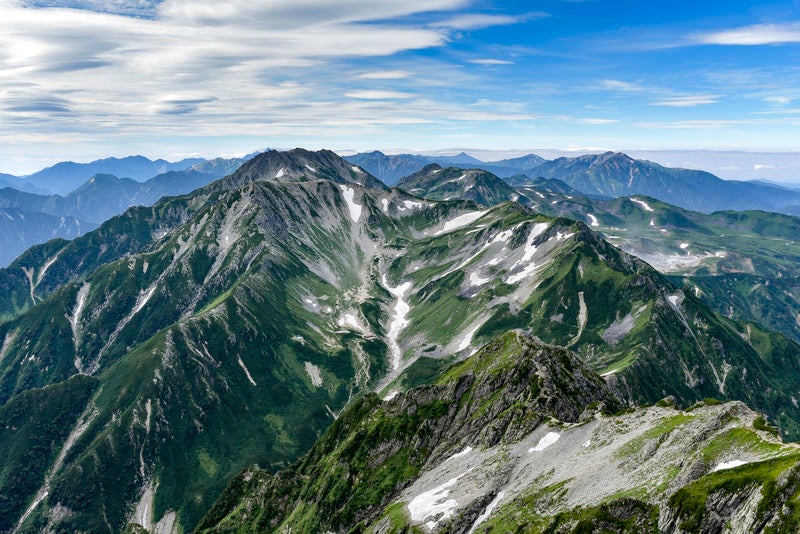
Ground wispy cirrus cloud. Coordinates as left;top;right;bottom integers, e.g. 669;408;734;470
0;0;530;149
579;118;618;125
355;70;413;80
469;58;513;65
434;11;544;30
693;23;800;46
344;90;415;100
650;95;721;107
599;79;646;92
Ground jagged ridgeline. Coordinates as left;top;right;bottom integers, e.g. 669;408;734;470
197;332;800;533
1;149;799;532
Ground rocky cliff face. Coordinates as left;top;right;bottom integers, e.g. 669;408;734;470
198;332;800;533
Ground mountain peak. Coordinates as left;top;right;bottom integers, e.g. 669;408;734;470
220;148;387;191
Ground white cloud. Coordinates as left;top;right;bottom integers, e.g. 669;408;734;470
159;0;471;27
580;118;618;125
636;118;779;129
650;95;721;107
600;79;645;92
345;90;415;100
1;0;530;149
434;13;529;30
754;163;775;170
469;59;513;65
355;70;413;80
694;23;800;46
764;96;794;105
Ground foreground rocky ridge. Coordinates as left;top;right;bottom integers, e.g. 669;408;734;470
198;332;800;533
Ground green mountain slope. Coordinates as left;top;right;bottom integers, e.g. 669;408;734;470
508;188;800;345
405;166;800;346
198;332;800;533
2;149;800;532
397;164;527;207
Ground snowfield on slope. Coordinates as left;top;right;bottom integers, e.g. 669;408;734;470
435;210;489;235
398;403;792;532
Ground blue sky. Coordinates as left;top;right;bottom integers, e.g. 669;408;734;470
1;0;800;175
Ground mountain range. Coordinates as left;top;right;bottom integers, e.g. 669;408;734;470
344;150;545;185
514;151;800;214
0;158;248;267
400;162;800;346
2;148;800;532
348;150;800;215
21;155;207;195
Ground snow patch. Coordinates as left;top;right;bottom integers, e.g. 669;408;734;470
339;185;362;223
338;312;367;332
529;431;560;452
446;446;473;462
680;242;690;249
457;322;482;352
0;329;17;364
275;167;286;178
586;214;599;227
383;390;399;401
566;291;587;347
351;165;364;174
304;164;316;172
381;198;389;213
630;198;654;212
305;361;323;387
382;275;413;369
237;356;257;386
435;210;489;235
491;229;514;243
468;490;505;533
16;404;96;531
408;474;464;527
468;271;493;288
713;459;748;472
132;285;158;318
69;283;91;360
400;199;424;211
505;222;550;284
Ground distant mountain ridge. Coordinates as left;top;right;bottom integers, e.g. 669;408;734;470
0;159;248;266
16;155;206;195
0;207;95;267
344;150;545;184
0;173;48;194
515;151;800;214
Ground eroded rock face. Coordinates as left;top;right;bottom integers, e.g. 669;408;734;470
197;332;800;533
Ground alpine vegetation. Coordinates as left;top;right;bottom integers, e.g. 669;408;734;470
2;149;800;533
